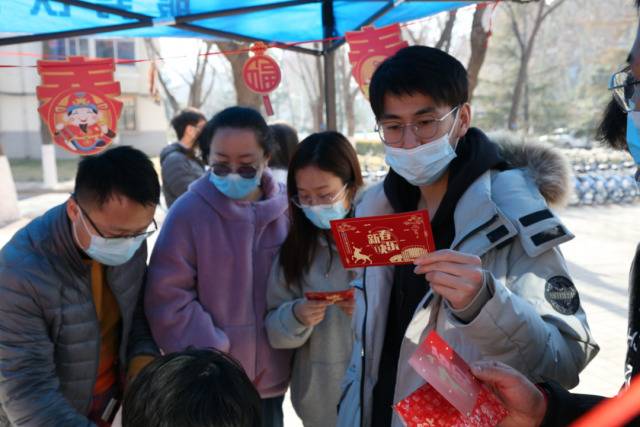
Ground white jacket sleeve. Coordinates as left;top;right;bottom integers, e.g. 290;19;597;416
445;241;598;389
265;255;314;349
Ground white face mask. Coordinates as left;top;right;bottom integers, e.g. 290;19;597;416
73;211;146;266
384;110;460;186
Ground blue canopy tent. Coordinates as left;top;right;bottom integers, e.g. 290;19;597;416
0;0;480;128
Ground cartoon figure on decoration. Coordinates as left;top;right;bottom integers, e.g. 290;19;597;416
53;92;116;153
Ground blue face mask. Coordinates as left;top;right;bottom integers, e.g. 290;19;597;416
627;112;640;165
74;212;145;266
302;201;350;229
209;171;261;200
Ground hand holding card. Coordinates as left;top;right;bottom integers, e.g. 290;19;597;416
330;211;435;269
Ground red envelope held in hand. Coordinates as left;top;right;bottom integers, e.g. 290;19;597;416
304;289;354;303
394;382;508;427
330;211;435;269
398;331;508;426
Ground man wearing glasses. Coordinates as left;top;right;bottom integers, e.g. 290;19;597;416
0;146;160;426
468;2;640;425
336;46;598;427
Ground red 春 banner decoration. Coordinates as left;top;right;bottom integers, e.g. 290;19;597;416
242;43;281;116
346;24;408;99
37;56;123;155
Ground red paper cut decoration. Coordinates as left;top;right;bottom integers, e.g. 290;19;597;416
346;24;408;99
37;56;123;156
242;43;281;116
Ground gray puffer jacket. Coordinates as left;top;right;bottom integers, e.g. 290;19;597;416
160;142;205;208
0;204;158;427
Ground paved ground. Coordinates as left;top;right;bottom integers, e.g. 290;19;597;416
1;194;638;423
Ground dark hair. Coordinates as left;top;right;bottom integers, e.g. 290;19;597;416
74;145;160;208
122;348;261;427
171;108;206;140
596;98;629;150
197;106;272;164
280;131;363;286
268;123;299;169
369;45;468;120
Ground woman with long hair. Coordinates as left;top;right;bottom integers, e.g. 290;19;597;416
265;131;364;427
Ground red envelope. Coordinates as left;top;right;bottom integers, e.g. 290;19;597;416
304;289;354;303
330;210;435;269
409;331;481;416
394;382;509;427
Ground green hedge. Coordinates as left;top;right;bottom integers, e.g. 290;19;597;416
355;140;385;156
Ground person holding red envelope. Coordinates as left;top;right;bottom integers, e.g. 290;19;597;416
265;132;364;427
336;46;599;427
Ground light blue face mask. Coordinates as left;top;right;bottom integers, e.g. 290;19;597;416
74;212;146;266
302;201;350;229
209;171;261;200
627;112;640;167
384;110;459;186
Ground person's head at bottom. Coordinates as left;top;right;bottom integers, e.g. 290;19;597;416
122;348;262;427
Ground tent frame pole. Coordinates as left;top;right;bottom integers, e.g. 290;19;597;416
322;0;337;131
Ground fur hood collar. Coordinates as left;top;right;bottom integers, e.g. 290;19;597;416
489;131;571;207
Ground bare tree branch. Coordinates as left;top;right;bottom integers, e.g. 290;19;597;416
144;39;180;114
541;0;567;21
506;3;526;53
435;10;457;52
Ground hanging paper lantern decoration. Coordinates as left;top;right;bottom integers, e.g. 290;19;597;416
242;42;281;116
36;56;123;155
346;24;408;99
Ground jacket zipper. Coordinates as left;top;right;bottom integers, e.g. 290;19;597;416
360;269;368;427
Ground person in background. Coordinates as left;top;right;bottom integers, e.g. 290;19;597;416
0;146;160;426
268;122;299;184
122;348;261;427
145;106;291;427
161;107;207;208
265;131;363;427
336;46;598;427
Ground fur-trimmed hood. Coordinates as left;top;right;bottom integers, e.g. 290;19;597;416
489;131;571;207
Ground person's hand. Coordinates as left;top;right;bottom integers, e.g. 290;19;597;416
413;249;484;310
471;361;547;427
335;298;356;316
293;299;330;327
100;124;109;134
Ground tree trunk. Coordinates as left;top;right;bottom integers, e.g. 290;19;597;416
467;5;491;100
506;0;565;130
0;142;20;225
508;55;530;130
216;41;263;111
524;69;530;132
435;10;457;53
314;54;325;131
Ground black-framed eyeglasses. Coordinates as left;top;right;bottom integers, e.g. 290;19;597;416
210;163;259;179
291;184;349;208
609;65;640;112
375;106;460;147
75;198;157;240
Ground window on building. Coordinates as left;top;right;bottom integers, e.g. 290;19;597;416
119;96;137;131
116;40;135;63
44;39;66;58
68;38;90;56
95;40;115;59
